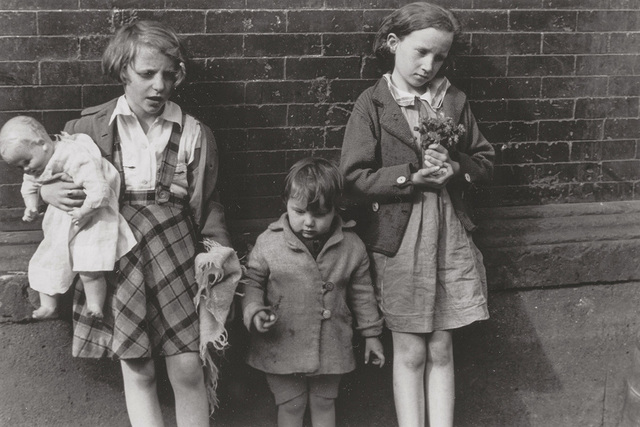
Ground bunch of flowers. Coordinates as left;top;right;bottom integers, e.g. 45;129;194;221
414;116;465;151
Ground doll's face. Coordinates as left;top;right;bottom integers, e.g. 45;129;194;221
387;27;453;95
122;45;180;124
287;196;336;239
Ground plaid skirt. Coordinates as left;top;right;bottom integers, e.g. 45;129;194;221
72;197;200;359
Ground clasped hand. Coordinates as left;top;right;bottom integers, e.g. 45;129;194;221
39;175;86;211
410;143;459;189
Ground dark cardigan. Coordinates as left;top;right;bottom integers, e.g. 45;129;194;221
339;78;494;256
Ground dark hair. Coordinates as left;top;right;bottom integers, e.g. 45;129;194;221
102;20;187;86
283;157;343;212
373;2;463;74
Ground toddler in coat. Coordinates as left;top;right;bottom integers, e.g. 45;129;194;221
241;157;385;427
0;115;136;319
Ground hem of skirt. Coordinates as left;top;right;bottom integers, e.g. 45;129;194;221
72;345;199;359
384;303;489;333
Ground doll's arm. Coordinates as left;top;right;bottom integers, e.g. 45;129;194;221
20;175;41;222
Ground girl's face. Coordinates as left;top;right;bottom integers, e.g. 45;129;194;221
286;196;336;239
387;27;454;95
123;45;180;123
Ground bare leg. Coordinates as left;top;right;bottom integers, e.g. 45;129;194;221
277;393;307;427
392;331;427;427
425;330;454;427
121;358;165;427
32;292;59;320
79;271;106;318
309;394;336;427
165;352;209;427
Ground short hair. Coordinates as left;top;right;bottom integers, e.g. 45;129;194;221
102;20;187;86
373;2;464;74
0;116;48;158
283;157;343;212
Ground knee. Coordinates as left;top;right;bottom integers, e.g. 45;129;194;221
122;359;157;388
396;345;427;371
167;355;204;390
428;337;453;367
309;394;334;413
280;393;307;417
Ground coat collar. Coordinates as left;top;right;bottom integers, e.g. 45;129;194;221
80;98;119;159
268;213;355;256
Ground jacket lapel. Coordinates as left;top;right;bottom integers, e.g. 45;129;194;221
91;101;117;161
372;79;421;156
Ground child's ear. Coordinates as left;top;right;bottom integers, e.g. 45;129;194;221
386;33;399;53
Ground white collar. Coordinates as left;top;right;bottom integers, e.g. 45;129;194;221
108;95;182;128
383;73;450;110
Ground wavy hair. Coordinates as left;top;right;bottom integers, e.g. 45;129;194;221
283;157;344;212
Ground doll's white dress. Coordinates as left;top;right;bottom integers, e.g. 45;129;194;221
22;133;137;295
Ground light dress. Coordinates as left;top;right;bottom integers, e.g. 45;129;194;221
369;74;489;333
22;132;137;296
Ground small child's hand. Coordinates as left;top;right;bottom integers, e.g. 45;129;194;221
364;336;385;368
68;206;95;228
252;308;277;333
22;207;39;222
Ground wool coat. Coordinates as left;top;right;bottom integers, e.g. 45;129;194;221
340;78;494;257
63;98;230;246
241;213;383;375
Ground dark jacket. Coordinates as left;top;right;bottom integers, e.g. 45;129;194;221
64;98;231;246
340;78;494;256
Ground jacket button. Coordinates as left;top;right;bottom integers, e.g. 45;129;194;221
396;176;407;184
322;309;332;319
323;282;334;291
464;173;471;183
372;202;379;212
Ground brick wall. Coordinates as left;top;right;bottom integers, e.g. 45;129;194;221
0;0;638;234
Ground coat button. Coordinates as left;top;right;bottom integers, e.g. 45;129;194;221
372;202;379;212
322;309;332;319
396;176;407;184
323;282;334;291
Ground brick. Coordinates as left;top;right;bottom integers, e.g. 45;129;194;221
535;162;601;184
244;34;321;57
608;0;638;8
81;85;124;108
206;11;286;33
245;81;326;104
451;56;507;77
0;86;81;111
508;55;575;77
480;122;538;143
470;77;541;100
468;100;507;122
542;0;610;7
539;120;604;142
166;0;246;8
456;11;509;32
543;33;608;55
41;111;83;134
288;10;364;33
567;182;633;203
81;0;165;8
605;118;640;140
0;37;78;61
203;58;284;81
226;151;287;176
327;0;471;7
575;97;639;119
204;105;288;129
470;33;540;55
541;77;608;98
287;104;351;127
578;10;640;32
246;128;325;151
610;33;640;54
222;174;285;198
362;56;384;79
0;161;23;184
173;82;244;107
246;0;324;9
286;57;361;79
571;140;637;162
183;35;243;59
328;79;377;103
0;185;23;208
325;126;345;149
0;62;38;85
576;55;638;76
0;0;77;9
323;33;374;56
500;141;571;164
510;11;577;32
40;61;107;85
226;196;283;220
132;11;207;34
363;10;390;33
0;12;36;35
79;36;110;61
602;160;640;181
609;76;640;96
507;99;574;121
38;11;111;36
493;164;537;186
